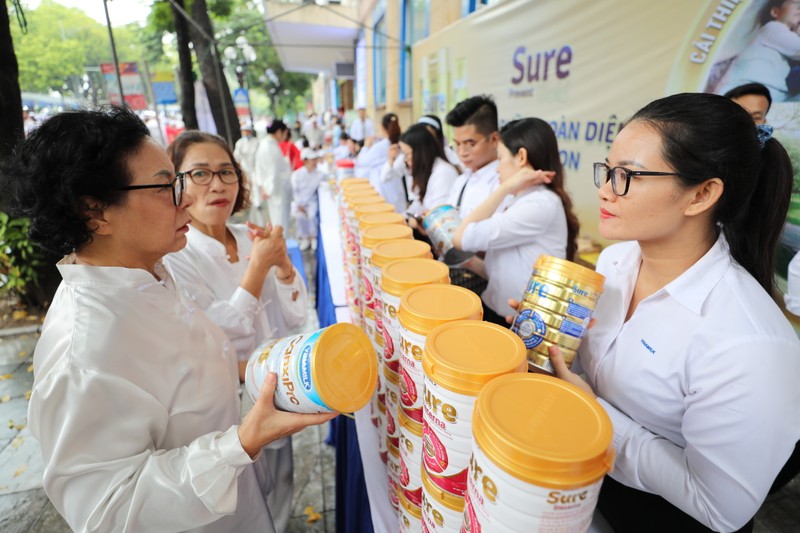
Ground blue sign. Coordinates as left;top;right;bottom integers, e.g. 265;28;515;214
152;81;177;105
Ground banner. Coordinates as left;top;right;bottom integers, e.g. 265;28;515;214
412;0;800;262
100;62;148;110
151;70;178;105
233;87;251;118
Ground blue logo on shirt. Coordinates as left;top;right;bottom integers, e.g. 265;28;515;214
640;338;656;354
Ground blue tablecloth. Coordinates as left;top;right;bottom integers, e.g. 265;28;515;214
315;210;374;533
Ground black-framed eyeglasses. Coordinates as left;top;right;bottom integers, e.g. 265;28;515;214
182;167;240;186
593;162;682;197
117;173;185;206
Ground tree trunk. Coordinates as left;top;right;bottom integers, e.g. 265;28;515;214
171;0;198;130
0;2;23;163
188;0;239;146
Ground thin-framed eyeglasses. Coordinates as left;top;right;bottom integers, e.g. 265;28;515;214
593;162;682;197
453;135;490;154
182;167;240;186
117;173;185;206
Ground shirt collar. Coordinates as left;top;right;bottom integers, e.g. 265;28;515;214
185;225;228;258
465;159;499;181
58;254;173;291
609;234;731;315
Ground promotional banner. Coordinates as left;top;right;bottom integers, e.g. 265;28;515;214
100;62;148;110
412;0;800;265
151;70;178;105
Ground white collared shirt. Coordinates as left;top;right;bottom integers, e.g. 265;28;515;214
406;157;459;215
580;237;800;531
291;166;324;209
165;224;308;361
348;117;375;142
29;258;274;532
459;185;567;315
447;160;500;216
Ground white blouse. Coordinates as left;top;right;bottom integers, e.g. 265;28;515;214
580;237;800;531
460;185;567;315
447;160;500;217
28;258;274;532
165;224;308;362
406;157;459;215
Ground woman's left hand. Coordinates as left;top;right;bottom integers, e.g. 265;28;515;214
503;167;555;195
548;345;596;398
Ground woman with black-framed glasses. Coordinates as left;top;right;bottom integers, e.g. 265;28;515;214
0;107;333;532
546;93;800;532
164;130;308;533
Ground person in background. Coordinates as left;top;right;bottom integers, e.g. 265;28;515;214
418;113;461;169
399;123;459;218
332;132;353;160
164;131;308;533
453;118;578;325
716;0;800;102
279;129;303;171
348;107;375;143
356;113;407;213
549;93;800;532
1;107;332;532
290;148;324;251
724;82;772;124
331;116;343;147
254;120;293;232
233;122;259;179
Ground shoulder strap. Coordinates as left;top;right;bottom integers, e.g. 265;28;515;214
456;176;469;208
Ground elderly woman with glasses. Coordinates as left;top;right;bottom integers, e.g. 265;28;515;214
546;93;800;532
0;107;333;532
163;131;308;532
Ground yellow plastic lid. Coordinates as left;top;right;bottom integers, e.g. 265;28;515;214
340;178;371;188
359;212;407;232
343;186;377;200
533;255;605;290
398;404;423;436
423;320;527;395
398;489;422;518
360;224;413;249
381;259;450;297
421;466;465;512
347;194;384;210
472;373;615;489
398;284;483;335
354;202;395;220
372;240;432;269
312;323;378;413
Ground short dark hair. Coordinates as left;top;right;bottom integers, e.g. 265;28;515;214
445;95;498;136
167;131;250;214
0;106;150;255
723;82;772;112
267;119;288;134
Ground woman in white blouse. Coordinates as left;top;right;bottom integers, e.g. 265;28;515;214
5;107;333;532
453;117;580;325
398;123;459;218
164;130;308;533
357;113;408;213
548;93;800;532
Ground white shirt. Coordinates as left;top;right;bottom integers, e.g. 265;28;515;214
447;160;500;216
717;21;800;102
407;157;459;215
579;237;800;531
290;167;324;210
360;139;407;213
785;250;800;316
165;225;307;362
460;185;567;315
349;117;375;142
254;136;291;206
233;135;259;180
28;258;273;532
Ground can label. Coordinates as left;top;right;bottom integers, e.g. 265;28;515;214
400;427;424;506
465;444;602;531
383;291;402;372
399;327;426;412
422;482;464;533
245;330;331;413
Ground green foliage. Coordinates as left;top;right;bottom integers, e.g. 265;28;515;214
0;212;45;298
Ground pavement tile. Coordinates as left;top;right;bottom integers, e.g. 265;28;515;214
0;427;44;496
0;488;49;533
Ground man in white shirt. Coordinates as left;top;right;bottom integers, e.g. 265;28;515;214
445;95;501;216
348;107;375;143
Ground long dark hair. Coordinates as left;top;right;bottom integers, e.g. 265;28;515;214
499;118;580;262
382;113;401;144
167;130;250;214
631;92;792;296
400;124;453;203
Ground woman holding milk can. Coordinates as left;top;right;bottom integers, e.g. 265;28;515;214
453;117;580;326
546;93;800;532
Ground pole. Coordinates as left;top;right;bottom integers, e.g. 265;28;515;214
102;0;125;107
141;60;167;145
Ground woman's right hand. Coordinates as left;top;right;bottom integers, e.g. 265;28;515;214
238;373;337;458
387;143;400;161
248;222;288;276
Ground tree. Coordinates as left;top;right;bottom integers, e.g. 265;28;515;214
171;0;198;129
0;0;23;161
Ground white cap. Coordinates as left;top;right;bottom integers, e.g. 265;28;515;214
301;148;319;160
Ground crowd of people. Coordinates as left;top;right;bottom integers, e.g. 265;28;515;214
2;76;800;532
